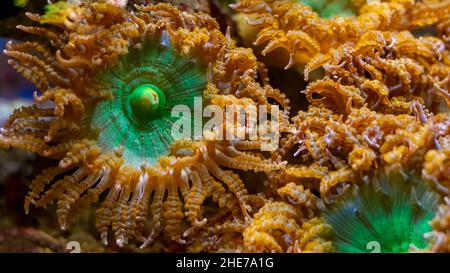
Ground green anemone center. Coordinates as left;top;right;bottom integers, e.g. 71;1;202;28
89;37;207;167
128;84;165;122
324;172;440;253
299;0;357;18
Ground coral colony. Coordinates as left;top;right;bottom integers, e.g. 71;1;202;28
0;0;449;253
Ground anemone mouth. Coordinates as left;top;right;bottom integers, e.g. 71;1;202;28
126;84;166;123
88;33;207;167
324;171;440;253
299;0;358;18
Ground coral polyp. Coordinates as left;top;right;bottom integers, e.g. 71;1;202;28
324;171;440;253
276;105;450;200
244;201;332;253
428;197;450;252
232;0;450;69
0;1;289;247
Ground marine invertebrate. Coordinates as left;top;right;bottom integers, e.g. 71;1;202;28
0;1;289;247
303;31;450;113
186;183;331;253
423;148;450;194
427;197;450;252
324;170;440;253
232;0;450;69
276;105;450;200
243;201;332;252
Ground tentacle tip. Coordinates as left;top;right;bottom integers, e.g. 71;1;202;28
116;238;126;248
229;3;240;10
60;223;68;231
59;161;70;169
173;236;187;245
101;234;109;246
140;232;155;249
139;240;151;249
182;230;190;238
198;218;207;226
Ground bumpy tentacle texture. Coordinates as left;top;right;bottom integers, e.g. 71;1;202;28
232;0;450;69
275;105;450;201
303;31;450;113
274;102;449;252
243;201;332;252
185;182;331;253
324;170;440;253
427;197;450;252
0;2;289;247
423;148;450;194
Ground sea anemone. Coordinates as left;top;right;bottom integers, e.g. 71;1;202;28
187;183;332;253
0;1;290;247
303;30;450;113
268;105;450;212
244;201;332;252
232;0;450;69
427;197;450;252
324;170;440;253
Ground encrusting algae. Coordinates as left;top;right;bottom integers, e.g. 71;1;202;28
0;0;450;253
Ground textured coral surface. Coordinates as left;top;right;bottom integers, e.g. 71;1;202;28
0;0;449;253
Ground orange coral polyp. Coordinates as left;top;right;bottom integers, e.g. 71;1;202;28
233;0;450;69
0;2;289;247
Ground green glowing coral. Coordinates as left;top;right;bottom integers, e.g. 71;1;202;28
325;171;440;253
89;36;206;167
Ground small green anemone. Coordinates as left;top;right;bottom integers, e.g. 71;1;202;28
299;0;357;18
324;171;440;253
88;33;207;167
